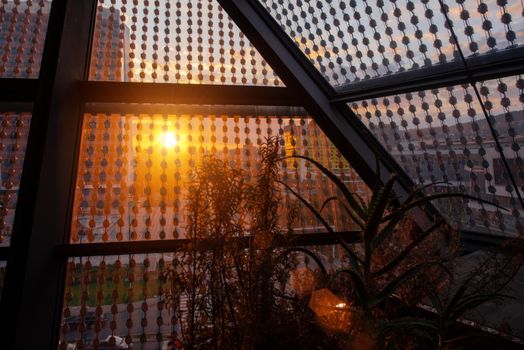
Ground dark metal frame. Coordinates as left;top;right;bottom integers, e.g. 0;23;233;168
332;46;524;103
56;232;361;257
0;0;98;348
0;0;522;348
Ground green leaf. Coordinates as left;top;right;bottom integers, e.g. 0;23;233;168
345;269;370;309
371;262;445;307
278;180;362;271
382;317;438;330
449;294;508;322
426;287;444;313
372;219;445;277
382;193;508;223
363;174;397;274
370;206;409;251
365;174;397;241
402;181;452;207
278;247;327;275
282;156;366;220
319;196;365;229
319;196;338;213
440;284;468;322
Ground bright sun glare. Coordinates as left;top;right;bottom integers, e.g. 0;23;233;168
335;302;347;309
160;132;178;148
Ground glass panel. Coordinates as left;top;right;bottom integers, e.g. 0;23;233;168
444;0;524;56
59;249;342;348
59;254;176;349
0;111;32;246
476;75;524;220
258;0;459;87
0;0;52;78
89;0;282;86
70;106;370;243
350;84;523;236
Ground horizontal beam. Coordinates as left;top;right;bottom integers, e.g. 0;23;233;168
56;231;361;257
80;81;302;106
0;102;33;113
54;228;510;258
0;79;38;102
460;230;514;253
333;47;524;103
84;102;307;116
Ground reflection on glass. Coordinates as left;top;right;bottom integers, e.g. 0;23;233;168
351;77;523;236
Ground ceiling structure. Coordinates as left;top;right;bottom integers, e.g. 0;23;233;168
0;0;522;348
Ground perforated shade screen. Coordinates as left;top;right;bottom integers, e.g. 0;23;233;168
351;75;524;236
70;106;370;244
258;0;524;87
0;111;32;246
0;0;52;78
89;0;282;85
58;247;342;348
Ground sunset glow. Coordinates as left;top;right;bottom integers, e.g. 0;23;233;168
159;131;178;148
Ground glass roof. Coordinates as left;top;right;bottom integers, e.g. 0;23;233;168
254;0;523;237
257;0;523;88
351;75;523;236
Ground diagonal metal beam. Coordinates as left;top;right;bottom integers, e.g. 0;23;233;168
80;81;301;106
217;0;431;227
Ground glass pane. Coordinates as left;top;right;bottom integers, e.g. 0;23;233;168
476;75;524;213
70;106;370;243
350;84;523;236
444;0;524;56
258;0;459;87
89;0;282;86
59;249;343;348
0;0;52;78
0;111;32;246
59;254;176;349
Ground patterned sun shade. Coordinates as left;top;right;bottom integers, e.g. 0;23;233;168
58;248;340;349
258;0;524;87
352;75;524;236
0;111;32;247
70;106;370;244
0;0;52;78
89;0;282;85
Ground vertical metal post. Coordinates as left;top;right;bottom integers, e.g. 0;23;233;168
0;0;96;348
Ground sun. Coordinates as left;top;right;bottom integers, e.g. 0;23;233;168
159;131;178;148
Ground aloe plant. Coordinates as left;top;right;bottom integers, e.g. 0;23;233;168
280;155;508;345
